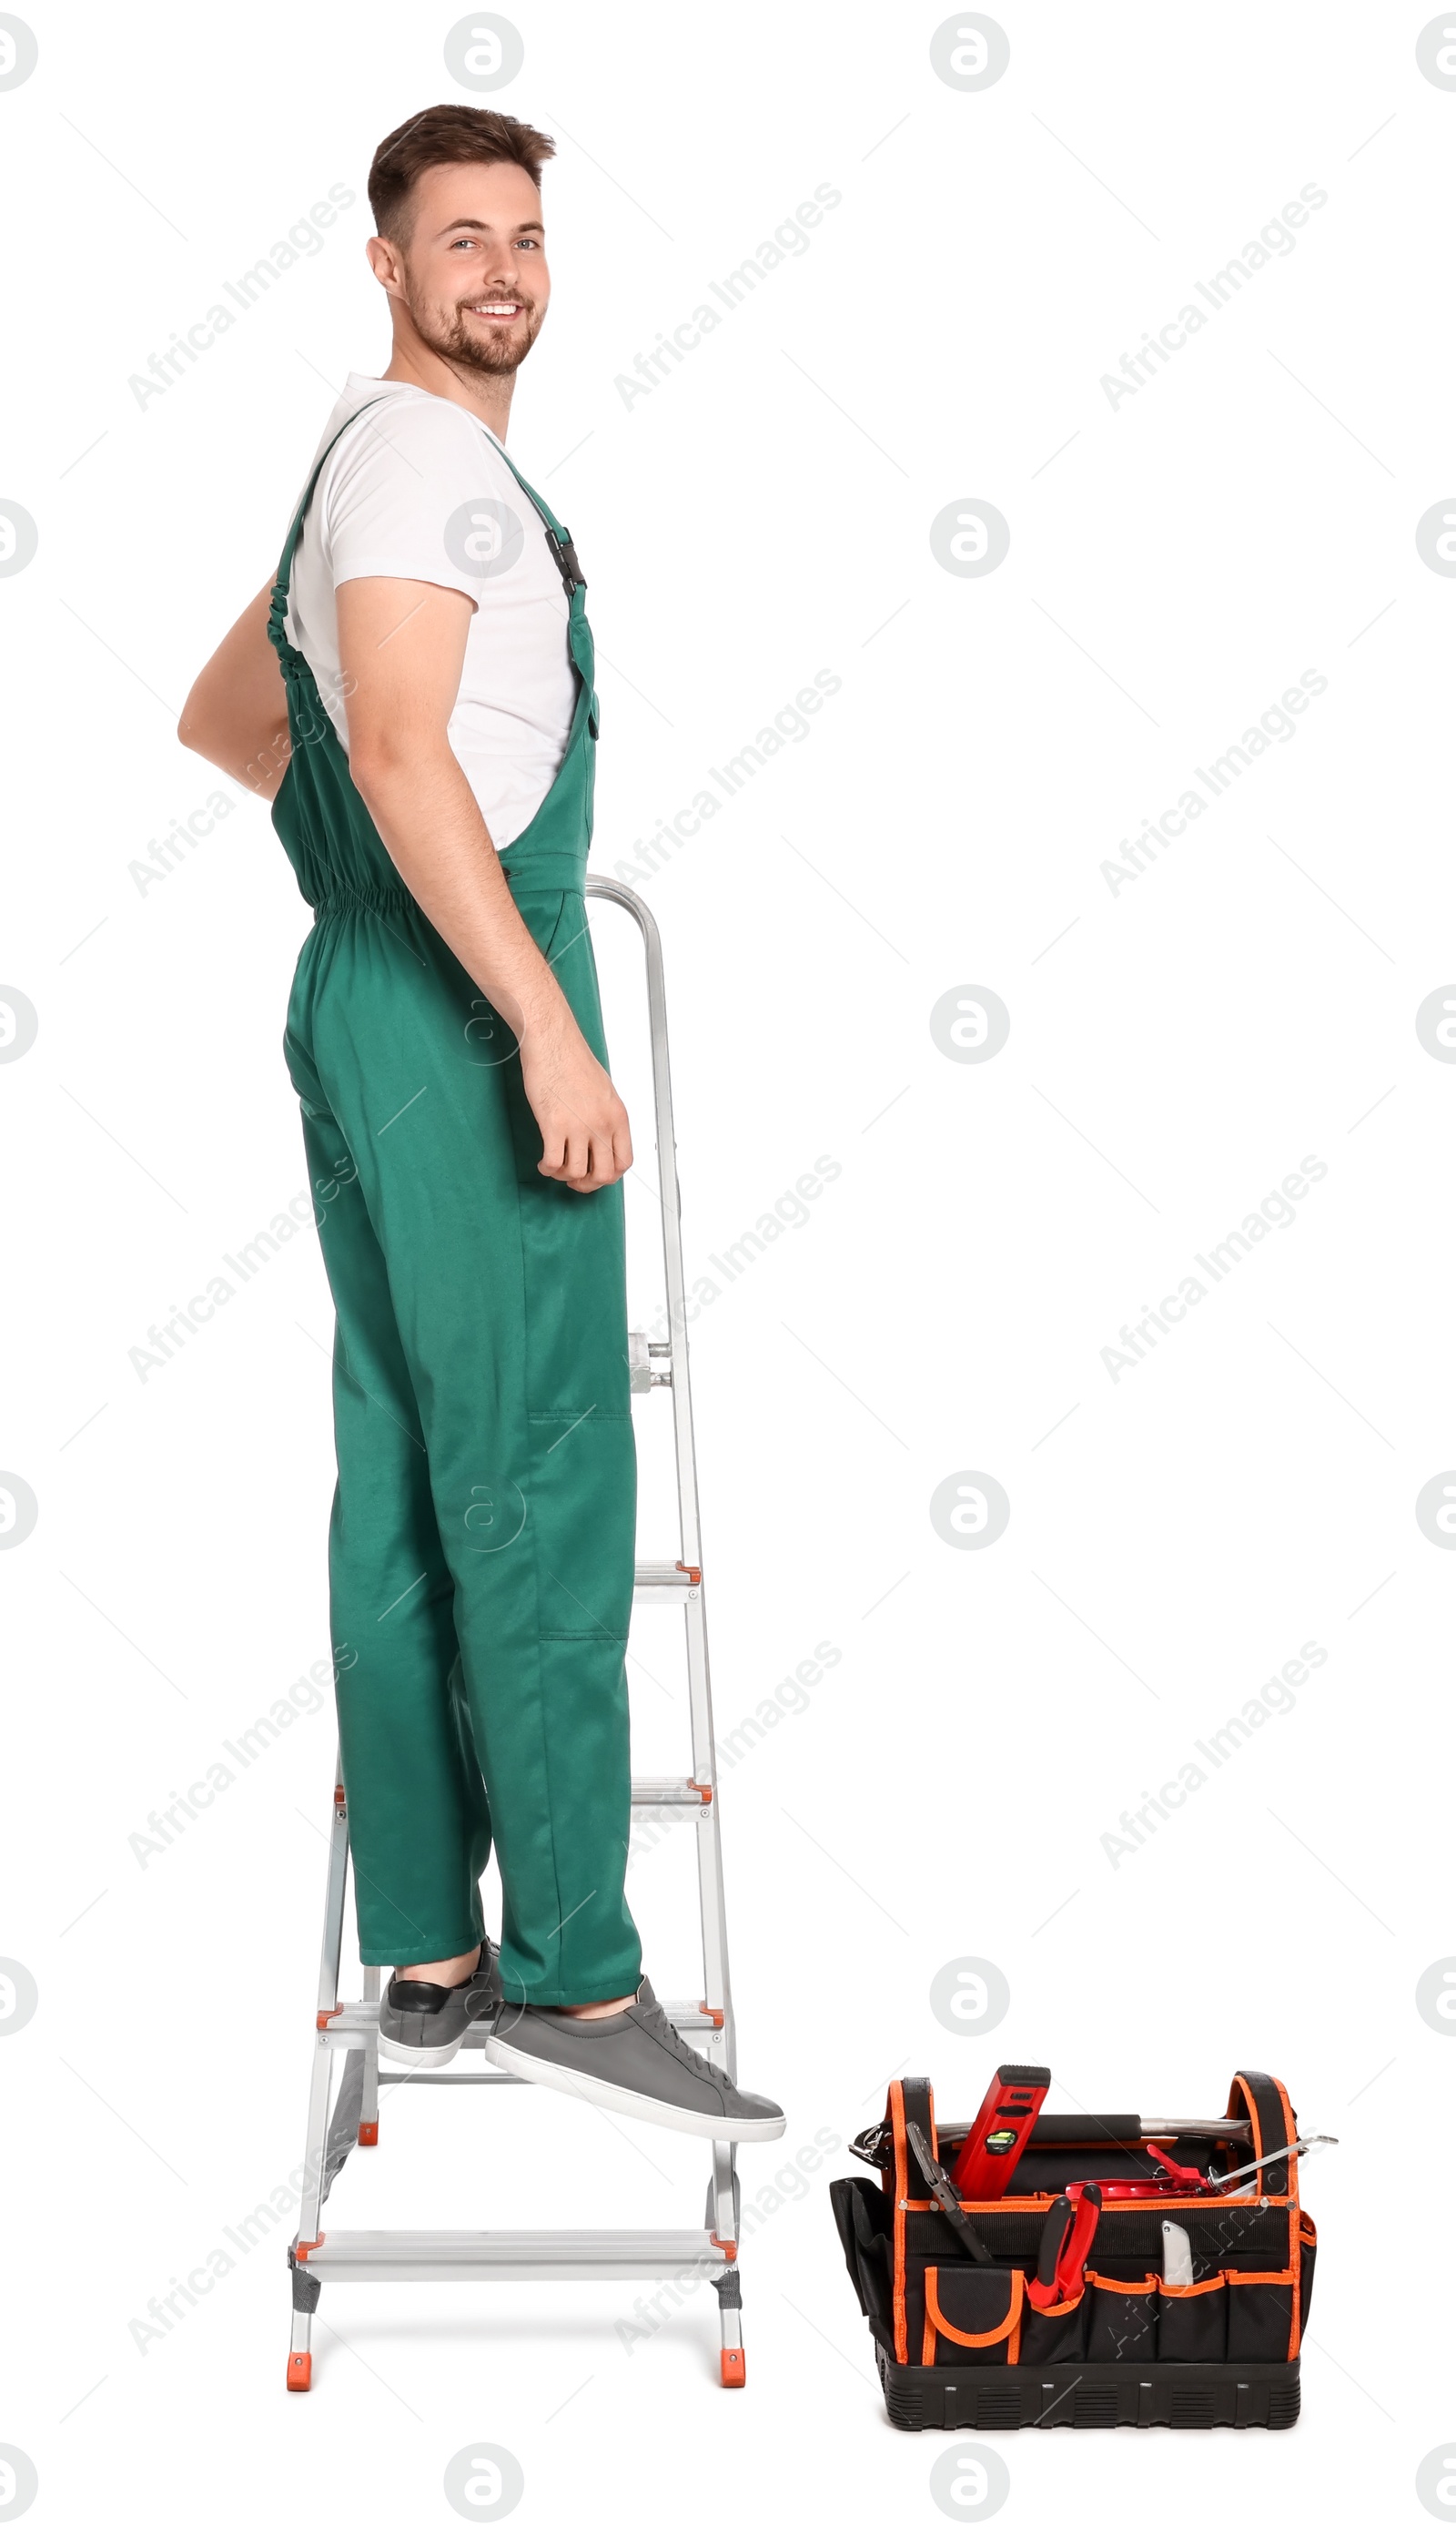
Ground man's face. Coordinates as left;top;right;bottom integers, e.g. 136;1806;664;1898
379;159;550;375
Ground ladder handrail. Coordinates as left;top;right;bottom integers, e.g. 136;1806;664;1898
585;877;703;1567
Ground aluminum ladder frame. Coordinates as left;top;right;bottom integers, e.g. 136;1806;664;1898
285;878;744;2391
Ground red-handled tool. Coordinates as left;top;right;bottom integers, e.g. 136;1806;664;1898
1070;2140;1209;2200
1026;2181;1102;2309
948;2064;1051;2198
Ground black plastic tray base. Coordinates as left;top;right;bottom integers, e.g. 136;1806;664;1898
877;2349;1301;2431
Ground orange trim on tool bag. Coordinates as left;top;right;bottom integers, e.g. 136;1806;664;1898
1228;2068;1298;2191
901;2192;1290;2216
1293;2210;1317;2358
1026;2286;1085;2318
1227;2257;1299;2348
890;2080;909;2366
1160;2272;1226;2298
1270;2073;1299;2169
922;2266;1024;2364
1086;2271;1158;2295
1228;2073;1262;2178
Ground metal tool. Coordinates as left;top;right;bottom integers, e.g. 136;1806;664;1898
906;2122;997;2263
284;882;749;2392
1203;2135;1338;2196
1161;2219;1195;2285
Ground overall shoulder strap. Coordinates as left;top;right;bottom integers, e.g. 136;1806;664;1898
482;426;586;596
271;395;390;604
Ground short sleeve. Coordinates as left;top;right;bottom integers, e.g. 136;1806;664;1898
320;397;515;603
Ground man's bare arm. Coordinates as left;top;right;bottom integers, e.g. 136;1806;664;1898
177;583;293;799
336;574;630;1193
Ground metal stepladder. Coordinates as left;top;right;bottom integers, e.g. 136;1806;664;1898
285;879;746;2392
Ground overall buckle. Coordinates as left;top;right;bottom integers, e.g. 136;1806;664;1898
546;527;586;595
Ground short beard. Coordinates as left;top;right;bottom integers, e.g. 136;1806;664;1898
410;286;541;378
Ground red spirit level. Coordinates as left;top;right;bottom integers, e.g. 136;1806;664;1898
948;2064;1051;2197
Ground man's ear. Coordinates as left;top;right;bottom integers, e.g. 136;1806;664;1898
365;234;407;299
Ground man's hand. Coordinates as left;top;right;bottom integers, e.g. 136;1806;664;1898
337;575;632;1193
521;1014;632;1192
177;583;293;798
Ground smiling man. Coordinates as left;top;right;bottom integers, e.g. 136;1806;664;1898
177;105;784;2145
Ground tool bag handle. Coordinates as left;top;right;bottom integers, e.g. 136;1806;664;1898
1227;2070;1299;2196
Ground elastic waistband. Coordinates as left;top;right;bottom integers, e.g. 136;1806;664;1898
310;886;415;918
309;855;588;921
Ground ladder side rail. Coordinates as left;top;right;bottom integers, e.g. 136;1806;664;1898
587;879;741;2248
586;878;703;1565
587;879;733;2014
296;1760;351;2258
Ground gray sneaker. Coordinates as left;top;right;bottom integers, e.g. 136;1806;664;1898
378;1940;502;2070
483;1976;786;2141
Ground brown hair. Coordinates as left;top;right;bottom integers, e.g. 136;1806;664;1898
368;105;556;243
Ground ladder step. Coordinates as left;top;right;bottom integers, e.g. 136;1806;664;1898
298;2228;723;2283
633;1560;701;1603
315;1998;722;2045
630;1775;712;1813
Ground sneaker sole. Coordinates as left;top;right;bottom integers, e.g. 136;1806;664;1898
482;2031;786;2141
376;2028;464;2070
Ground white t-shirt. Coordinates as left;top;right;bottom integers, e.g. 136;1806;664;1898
285;373;576;852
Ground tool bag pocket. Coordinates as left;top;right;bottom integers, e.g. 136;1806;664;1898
1299;2215;1318;2331
1018;2288;1088;2365
1226;2267;1298;2362
828;2176;895;2350
1158;2273;1228;2361
920;2267;1024;2367
1085;2272;1159;2363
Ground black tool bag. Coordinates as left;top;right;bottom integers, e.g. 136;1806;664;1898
829;2070;1316;2431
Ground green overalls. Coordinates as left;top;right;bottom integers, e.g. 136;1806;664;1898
267;402;642;2006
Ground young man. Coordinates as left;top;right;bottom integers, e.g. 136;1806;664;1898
179;104;783;2144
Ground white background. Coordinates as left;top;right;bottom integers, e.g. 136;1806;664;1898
3;1;1454;2526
